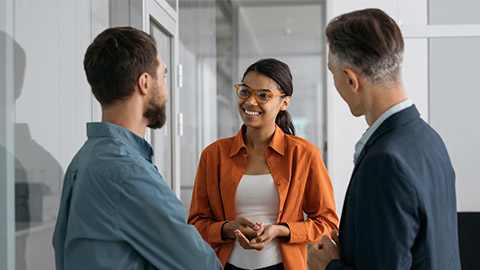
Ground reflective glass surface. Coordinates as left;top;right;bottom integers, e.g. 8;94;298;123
179;0;218;214
7;1;94;269
150;20;173;188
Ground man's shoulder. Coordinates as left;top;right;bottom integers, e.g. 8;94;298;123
372;115;447;159
357;118;452;186
70;137;158;182
91;135;149;160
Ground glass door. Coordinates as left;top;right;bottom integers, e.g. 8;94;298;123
143;0;180;197
110;0;179;195
150;21;172;189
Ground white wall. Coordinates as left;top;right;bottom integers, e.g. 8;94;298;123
325;0;429;215
429;37;480;212
427;0;480;212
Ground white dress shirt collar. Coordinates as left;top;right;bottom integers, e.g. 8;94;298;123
353;99;413;164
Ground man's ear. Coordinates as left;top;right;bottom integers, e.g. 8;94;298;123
280;96;291;111
343;68;360;93
137;72;150;95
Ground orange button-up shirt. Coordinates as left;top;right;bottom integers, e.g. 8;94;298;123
188;125;338;269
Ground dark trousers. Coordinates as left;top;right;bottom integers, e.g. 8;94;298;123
224;262;284;270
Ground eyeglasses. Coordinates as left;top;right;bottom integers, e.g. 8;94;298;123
235;84;286;104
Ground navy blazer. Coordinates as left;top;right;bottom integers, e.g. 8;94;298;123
327;106;461;270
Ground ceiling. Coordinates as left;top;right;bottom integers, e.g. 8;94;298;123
235;1;325;56
179;0;325;57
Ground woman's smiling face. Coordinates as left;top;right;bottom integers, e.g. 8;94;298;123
237;71;289;130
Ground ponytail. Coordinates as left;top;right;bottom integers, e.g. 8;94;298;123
276;110;295;136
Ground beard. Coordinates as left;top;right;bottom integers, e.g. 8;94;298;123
143;86;167;129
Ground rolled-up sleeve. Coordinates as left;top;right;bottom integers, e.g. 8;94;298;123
283;149;339;244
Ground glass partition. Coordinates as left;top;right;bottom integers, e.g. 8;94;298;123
216;0;238;139
178;0;218;213
150;20;173;188
1;1;16;268
9;1;94;269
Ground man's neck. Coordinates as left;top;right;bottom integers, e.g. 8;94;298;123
364;82;408;126
101;101;147;138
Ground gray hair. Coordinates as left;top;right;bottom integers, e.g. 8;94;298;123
329;49;403;85
325;8;404;85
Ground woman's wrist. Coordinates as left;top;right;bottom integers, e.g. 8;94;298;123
274;224;291;239
221;221;235;240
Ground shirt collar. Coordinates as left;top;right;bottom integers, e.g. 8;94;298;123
269;125;286;156
87;122;154;161
229;124;286;157
353;99;413;164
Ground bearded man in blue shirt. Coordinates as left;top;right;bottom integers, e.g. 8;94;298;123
52;27;222;270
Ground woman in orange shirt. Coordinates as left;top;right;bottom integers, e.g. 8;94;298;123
188;58;338;270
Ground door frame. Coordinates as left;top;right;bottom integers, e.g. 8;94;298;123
145;0;180;198
110;0;181;197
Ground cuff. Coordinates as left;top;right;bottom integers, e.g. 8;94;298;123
281;221;306;244
208;221;233;244
326;259;344;270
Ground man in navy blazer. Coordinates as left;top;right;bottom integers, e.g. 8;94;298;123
308;8;461;270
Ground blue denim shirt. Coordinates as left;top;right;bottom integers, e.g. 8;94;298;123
53;122;222;270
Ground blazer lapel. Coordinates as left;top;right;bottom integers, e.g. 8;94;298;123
351;105;420;176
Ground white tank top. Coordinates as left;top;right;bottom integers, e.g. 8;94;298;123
227;174;282;269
